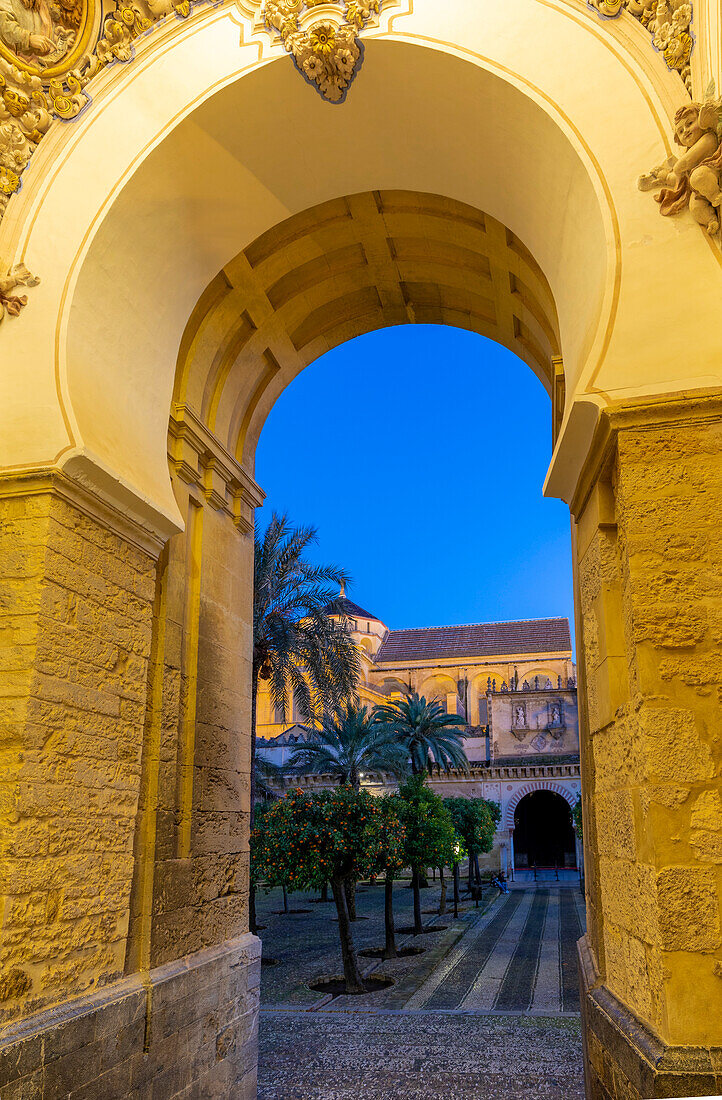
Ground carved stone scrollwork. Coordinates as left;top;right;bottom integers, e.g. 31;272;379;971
0;0;214;224
588;1;693;93
263;0;381;102
0;262;38;322
639;83;722;238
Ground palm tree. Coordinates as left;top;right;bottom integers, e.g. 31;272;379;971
373;691;469;776
374;691;468;926
250;512;361;930
287;704;409;792
288;704;409;918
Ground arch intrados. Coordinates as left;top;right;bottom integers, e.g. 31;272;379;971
56;35;616;530
174;189;564;468
417;671;460;693
5;9;720;539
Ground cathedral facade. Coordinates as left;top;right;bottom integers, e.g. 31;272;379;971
257;593;582;881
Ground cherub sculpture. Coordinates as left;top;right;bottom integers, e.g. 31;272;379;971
638;83;722;236
0;261;39;322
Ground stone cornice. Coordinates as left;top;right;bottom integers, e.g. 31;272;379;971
0;469;167;556
168;403;265;532
570;388;722;519
275;761;581;791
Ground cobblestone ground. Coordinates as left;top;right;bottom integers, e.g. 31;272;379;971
259;1011;584;1099
256;881;586;1099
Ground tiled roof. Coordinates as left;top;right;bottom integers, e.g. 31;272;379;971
375;617;571;663
325;595;380;622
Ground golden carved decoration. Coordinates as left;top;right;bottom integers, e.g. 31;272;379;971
588;0;693;93
263;0;380;103
638;83;722;238
0;0;97;81
0;261;39;322
0;0;212;224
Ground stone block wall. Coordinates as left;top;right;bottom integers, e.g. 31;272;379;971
0;482;156;1025
0;933;260;1099
577;396;722;1097
0;469;261;1097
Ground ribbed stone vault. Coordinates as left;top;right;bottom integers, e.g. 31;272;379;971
172;190;562;469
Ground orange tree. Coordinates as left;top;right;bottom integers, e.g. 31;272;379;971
250;801;270;894
374;795;407;960
252;786;404;993
444;796;500;890
396;775;457;935
572;795;583;839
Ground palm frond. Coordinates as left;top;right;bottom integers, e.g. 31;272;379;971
253;511;361;729
374;691;469;776
287;703;410;787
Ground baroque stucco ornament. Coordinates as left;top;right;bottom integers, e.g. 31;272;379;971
263;0;380;102
0;262;38;322
0;0;214;221
588;1;693;92
639;84;722;237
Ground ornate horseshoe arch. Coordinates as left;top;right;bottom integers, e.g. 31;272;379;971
505;781;578;829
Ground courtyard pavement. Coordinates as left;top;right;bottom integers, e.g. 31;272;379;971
256;880;586;1098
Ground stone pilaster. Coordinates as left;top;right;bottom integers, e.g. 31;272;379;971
124;416;262;974
575;392;722;1099
125;487;256;971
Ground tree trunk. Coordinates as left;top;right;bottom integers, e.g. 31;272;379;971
383;871;397;959
438;867;447;915
474;853;482;885
412;867;423;935
344;877;357;921
282;883;289;913
320;881;328;903
332;877;366;994
453;862;460;918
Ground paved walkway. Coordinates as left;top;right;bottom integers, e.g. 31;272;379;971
407;886;585;1014
257;886;586;1098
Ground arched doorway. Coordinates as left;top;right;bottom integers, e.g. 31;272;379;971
1;4;721;1098
513;790;576;872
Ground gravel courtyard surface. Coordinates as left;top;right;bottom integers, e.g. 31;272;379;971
256;879;586;1099
256;879;473;1010
258;1011;585;1100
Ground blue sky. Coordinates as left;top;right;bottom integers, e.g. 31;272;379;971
255;325;574;637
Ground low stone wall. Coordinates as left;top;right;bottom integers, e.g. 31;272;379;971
0;933;260;1099
578;934;721;1099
